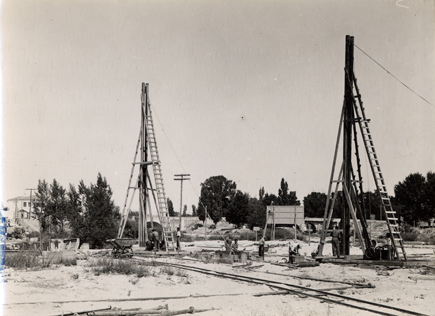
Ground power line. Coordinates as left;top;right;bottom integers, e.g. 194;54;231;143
354;44;434;108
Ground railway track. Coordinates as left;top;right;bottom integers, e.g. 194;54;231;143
133;257;427;316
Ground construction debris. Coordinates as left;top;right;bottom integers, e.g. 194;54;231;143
59;305;216;316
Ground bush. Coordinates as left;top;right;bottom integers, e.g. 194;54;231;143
180;235;194;242
261;228;306;242
10;227;26;239
160;266;174;276
28;231;40;238
89;258;135;275
427;236;435;245
62;257;77;266
239;231;257;241
401;231;419;242
136;265;151;278
88;258;151;278
206;235;224;241
413;228;435;245
5;251;52;269
193;223;203;230
273;228;293;240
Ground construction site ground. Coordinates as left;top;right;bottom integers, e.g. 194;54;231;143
3;239;435;316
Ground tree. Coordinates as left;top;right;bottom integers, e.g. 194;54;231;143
259;187;265;201
66;184;86;240
47;179;68;237
394;172;435;224
246;197;266;230
182;205;187;216
69;173;119;248
197;175;237;224
277;178;300;205
226;190;250;228
424;171;435;221
191;205;197;217
33;180;50;249
262;193;278;207
167;198;175;216
303;192;327;218
362;191;382;220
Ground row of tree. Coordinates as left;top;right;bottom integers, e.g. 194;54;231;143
33;173;119;248
196;176;301;229
393;172;435;224
31;171;434;248
166;199;198;217
194;172;435;229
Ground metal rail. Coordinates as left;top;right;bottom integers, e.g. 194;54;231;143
141;259;427;316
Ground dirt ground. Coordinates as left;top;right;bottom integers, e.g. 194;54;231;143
3;241;435;316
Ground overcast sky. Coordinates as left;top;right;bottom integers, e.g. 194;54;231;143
1;0;434;216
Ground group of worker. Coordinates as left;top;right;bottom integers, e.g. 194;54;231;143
147;227;182;252
257;235;303;263
144;225;378;260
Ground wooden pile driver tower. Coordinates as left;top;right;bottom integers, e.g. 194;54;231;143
318;36;406;260
117;83;176;252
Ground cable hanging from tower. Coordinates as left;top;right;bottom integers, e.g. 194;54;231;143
354;44;434;108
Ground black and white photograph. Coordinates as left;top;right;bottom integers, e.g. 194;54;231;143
1;1;435;315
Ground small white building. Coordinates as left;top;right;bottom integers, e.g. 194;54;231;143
6;196;36;223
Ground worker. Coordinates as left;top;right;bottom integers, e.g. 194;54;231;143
231;239;239;254
311;244;320;259
145;240;153;251
289;243;301;263
331;225;341;258
225;236;232;254
293;243;301;255
176;227;181;251
149;231;155;251
258;235;265;258
152;229;160;252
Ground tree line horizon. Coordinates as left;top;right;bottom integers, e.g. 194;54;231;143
30;171;434;248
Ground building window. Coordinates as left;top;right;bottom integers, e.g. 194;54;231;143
23;202;27;207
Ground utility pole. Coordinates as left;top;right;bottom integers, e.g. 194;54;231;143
271;202;275;241
174;174;190;230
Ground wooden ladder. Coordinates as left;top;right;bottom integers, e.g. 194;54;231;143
144;106;176;252
352;76;407;260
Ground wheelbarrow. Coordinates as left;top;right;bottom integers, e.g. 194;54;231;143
106;238;137;259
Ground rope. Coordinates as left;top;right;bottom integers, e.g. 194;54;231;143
151;105;209;217
354;44;434;108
